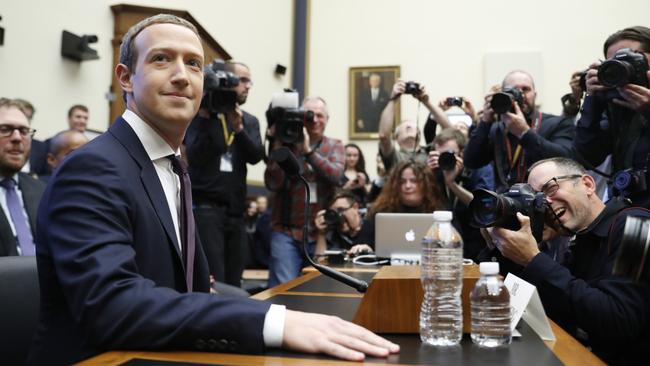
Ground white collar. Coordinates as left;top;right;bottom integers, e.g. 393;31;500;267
122;109;179;160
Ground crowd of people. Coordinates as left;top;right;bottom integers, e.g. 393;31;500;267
1;15;649;365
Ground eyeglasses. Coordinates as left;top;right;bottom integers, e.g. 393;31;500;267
239;77;254;87
539;174;582;197
0;125;36;138
333;204;354;215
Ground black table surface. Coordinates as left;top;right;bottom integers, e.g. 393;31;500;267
265;268;562;365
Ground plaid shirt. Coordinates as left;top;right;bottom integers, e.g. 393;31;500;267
265;135;344;241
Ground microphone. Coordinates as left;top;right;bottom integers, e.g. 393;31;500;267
269;147;369;293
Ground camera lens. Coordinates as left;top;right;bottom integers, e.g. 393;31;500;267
323;209;342;227
438;151;457;171
598;60;633;88
469;189;525;231
490;92;513;114
613;216;650;282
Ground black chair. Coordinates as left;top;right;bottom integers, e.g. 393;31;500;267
0;256;40;365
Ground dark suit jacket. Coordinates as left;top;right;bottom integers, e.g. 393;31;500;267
357;88;390;133
0;173;45;256
28;139;50;177
29;118;270;365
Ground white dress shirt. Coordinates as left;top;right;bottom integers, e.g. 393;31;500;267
121;110;285;347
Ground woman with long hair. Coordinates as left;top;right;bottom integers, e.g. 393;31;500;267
341;143;370;208
369;160;446;218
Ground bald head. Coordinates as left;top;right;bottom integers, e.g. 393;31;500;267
47;130;89;170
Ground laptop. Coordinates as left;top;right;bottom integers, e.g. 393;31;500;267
374;213;434;263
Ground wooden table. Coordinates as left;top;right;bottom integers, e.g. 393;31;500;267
78;267;604;366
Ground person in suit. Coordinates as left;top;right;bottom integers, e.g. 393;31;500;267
38;129;88;183
356;73;390;133
0;98;46;257
29;14;398;365
14;98;49;177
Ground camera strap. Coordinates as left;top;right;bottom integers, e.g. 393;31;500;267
505;112;543;182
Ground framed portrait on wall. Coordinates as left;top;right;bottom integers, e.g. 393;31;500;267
349;66;400;139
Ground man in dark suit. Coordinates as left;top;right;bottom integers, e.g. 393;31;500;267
356;72;390;133
0;98;45;256
29;14;398;365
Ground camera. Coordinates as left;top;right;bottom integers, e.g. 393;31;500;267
613;216;650;283
202;59;240;114
266;91;315;145
438;151;457;171
404;81;421;95
490;87;525;114
598;48;649;89
323;208;343;230
469;183;547;242
446;97;464;107
612;168;647;198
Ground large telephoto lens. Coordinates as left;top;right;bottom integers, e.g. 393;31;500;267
470;189;522;231
490;92;513;114
613;216;650;283
598;60;633;88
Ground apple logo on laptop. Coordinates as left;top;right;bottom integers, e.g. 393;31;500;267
404;229;416;242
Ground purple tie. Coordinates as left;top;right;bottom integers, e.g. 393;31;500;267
1;178;35;256
168;156;195;292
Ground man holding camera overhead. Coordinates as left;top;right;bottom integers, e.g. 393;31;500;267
485;157;650;365
265;96;344;287
464;71;575;193
184;60;264;287
377;80;450;173
573;26;650;208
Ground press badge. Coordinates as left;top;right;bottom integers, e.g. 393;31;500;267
220;152;233;172
308;182;317;204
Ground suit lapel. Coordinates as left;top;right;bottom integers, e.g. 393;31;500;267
109;118;183;262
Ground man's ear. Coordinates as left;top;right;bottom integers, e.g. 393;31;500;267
115;63;133;94
46;153;56;170
581;174;597;195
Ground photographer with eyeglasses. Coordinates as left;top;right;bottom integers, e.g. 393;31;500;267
464;71;575;193
0;98;45;257
314;189;374;258
573;26;650;208
484;157;650;365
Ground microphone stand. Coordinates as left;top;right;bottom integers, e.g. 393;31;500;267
298;174;369;293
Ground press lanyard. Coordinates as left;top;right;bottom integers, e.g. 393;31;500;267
219;113;234;147
505;112;542;181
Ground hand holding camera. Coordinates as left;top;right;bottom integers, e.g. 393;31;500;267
390;80;406;100
502;102;530;138
480;85;501;124
489;213;541;266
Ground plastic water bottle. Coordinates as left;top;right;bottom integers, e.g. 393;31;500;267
420;210;463;346
470;262;512;347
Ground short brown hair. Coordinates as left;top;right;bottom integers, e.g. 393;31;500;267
119;14;200;73
0;98;30;120
433;127;467;151
67;104;88;117
603;26;650;57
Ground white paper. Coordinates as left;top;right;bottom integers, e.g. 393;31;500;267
504;273;555;341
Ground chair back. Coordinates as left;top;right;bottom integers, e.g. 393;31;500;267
0;256;40;365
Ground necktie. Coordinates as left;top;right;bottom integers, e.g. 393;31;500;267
0;178;35;256
168;156;196;292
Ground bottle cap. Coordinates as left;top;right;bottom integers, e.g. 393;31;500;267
479;262;499;275
432;210;453;221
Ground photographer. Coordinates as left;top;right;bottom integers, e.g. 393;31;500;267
573;26;650;208
184;60;264;287
486;157;650;364
314;190;373;257
464;71;575;193
265;96;344;287
378;80;451;173
427;128;494;260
